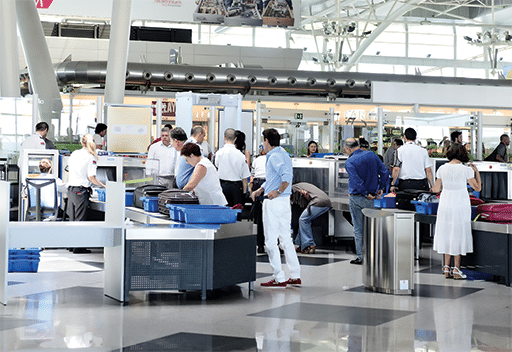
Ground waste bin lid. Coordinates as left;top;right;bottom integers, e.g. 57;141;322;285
362;208;414;218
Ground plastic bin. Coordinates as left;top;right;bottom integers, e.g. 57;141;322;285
167;204;241;224
374;196;396;208
8;257;40;272
142;197;159;212
166;204;225;222
411;201;439;215
96;188;106;202
125;192;134;207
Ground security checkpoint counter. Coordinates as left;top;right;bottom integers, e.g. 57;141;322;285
91;198;256;302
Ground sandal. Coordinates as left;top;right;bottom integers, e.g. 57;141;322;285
301;245;316;254
452;267;467;280
443;265;453;279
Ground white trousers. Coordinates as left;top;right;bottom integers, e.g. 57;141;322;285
262;196;301;282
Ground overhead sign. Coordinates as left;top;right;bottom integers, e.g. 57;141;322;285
152;101;175;117
37;0;301;28
294;112;303;119
35;0;54;9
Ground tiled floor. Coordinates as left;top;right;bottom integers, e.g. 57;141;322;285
1;244;511;351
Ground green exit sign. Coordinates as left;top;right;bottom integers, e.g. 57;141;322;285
295;113;304;119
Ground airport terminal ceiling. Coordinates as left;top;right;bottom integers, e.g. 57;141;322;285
37;0;512;77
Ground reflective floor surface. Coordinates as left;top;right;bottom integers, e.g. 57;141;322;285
1;244;511;351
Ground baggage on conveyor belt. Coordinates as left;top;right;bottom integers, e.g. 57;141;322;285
158;189;199;215
476;203;512;223
133;185;168;209
395;189;428;211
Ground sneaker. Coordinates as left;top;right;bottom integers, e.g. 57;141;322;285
350;258;363;265
261;279;287;287
286;278;302;285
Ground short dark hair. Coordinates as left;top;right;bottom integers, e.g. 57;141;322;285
394;139;404;146
35;122;49;132
262;128;280;147
170;127;187;141
446;143;469;162
95;123;107;134
180;142;202;157
224;128;236;142
500;134;509;142
404;127;417;141
450;131;462;143
191;126;204;137
344;138;359;149
164;124;173;130
359;138;369;149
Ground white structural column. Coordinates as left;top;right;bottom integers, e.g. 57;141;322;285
0;0;19;97
16;0;63;133
96;96;104;124
256;101;262;154
156;99;162;138
477;111;483;160
104;0;132;114
377;107;384;156
329;107;335;152
209;106;216;150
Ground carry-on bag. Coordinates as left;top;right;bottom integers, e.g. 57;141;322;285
476;203;512;223
133;184;168;209
158;188;199;215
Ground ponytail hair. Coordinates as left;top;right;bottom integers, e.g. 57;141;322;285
82;134;98;159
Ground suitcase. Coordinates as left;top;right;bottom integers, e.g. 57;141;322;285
133;185;168;209
395;189;426;211
158;189;199;215
476;203;512;223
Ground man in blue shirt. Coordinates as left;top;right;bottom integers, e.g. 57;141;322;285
345;138;389;265
251;128;301;287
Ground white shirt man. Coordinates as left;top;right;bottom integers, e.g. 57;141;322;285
147;128;177;189
390;128;434;194
22;122;49;150
214;128;250;206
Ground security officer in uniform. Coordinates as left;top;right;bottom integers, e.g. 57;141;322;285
67;134;106;253
22;122;48;150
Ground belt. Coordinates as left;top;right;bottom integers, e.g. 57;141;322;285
220;179;243;184
253;178;265;182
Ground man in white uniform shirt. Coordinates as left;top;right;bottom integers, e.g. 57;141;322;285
147;127;176;189
22;122;48;150
390;127;434;208
215;128;251;206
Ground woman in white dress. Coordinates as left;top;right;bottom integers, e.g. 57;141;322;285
180;142;227;206
432;143;481;280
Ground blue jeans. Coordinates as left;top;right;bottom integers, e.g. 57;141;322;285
294;206;331;250
349;195;375;260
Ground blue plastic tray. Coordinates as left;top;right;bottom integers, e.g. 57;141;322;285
142;197;159;212
166;204;241;224
374;196;396;208
125;192;134;206
411;201;439;215
8;258;40;272
96;188;106;202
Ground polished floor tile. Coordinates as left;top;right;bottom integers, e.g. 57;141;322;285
249;302;415;326
1;246;511;351
256;254;345;266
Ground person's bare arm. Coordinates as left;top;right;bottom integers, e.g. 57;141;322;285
88;176;106;188
425;167;434;189
182;164;207;191
431;178;442;193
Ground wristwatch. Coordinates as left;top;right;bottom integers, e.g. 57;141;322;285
277;190;282;195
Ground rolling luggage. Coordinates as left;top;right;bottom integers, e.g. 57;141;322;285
133;185;168;209
158;189;199;215
476;203;512;223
